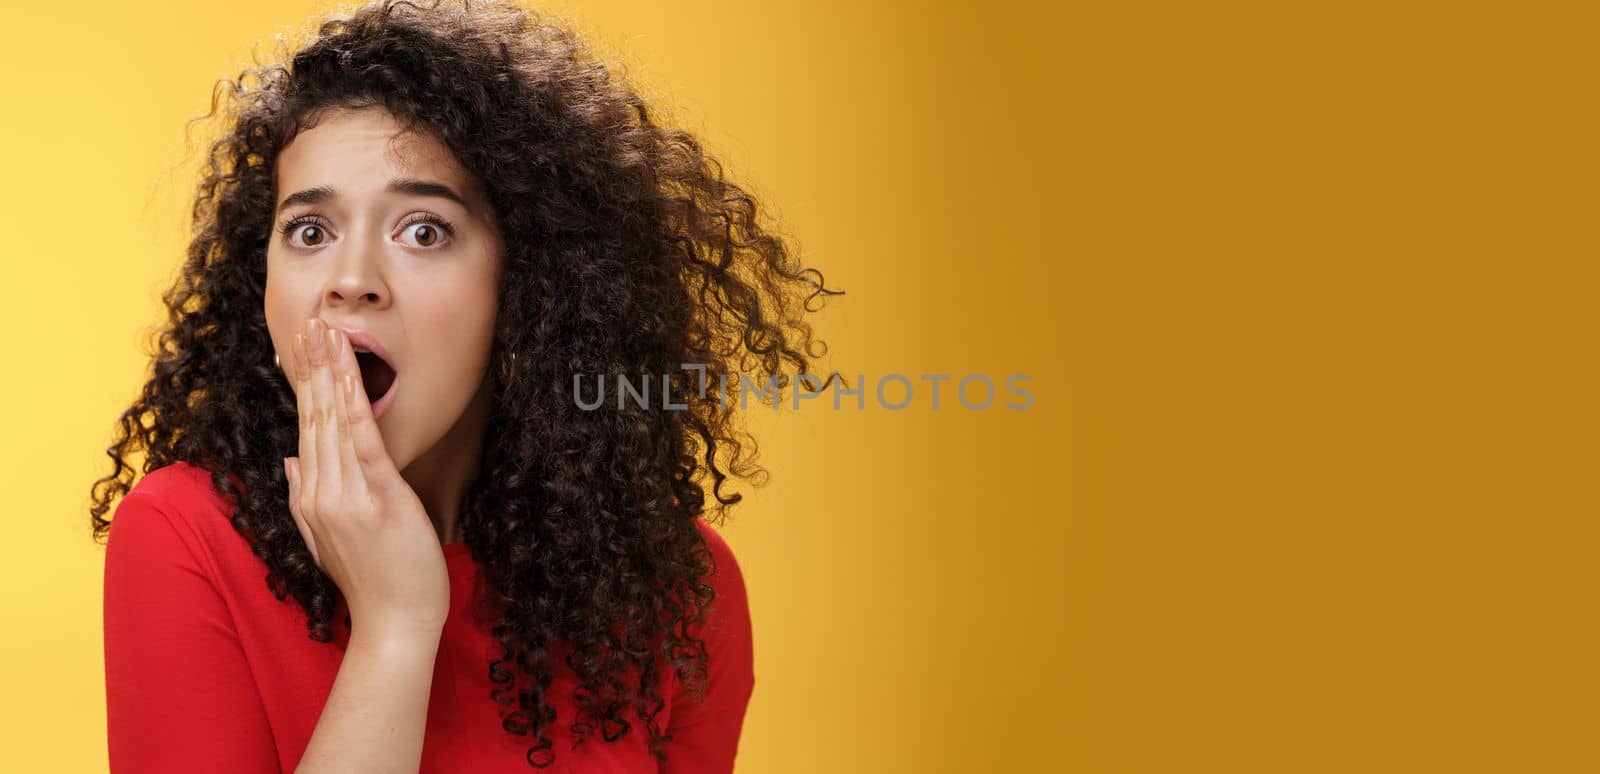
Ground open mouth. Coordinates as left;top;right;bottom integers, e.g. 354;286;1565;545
354;350;398;406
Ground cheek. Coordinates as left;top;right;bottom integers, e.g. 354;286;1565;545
421;308;499;380
413;304;498;400
262;271;317;364
416;273;500;344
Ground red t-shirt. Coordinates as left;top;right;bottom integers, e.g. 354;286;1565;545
102;462;754;773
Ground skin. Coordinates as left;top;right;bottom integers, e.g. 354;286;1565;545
265;105;504;547
288;315;447;773
264;105;504;772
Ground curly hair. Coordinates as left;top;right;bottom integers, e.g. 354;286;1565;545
86;0;842;767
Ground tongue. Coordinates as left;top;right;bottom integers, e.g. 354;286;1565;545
356;353;396;402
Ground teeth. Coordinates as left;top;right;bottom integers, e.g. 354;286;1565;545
353;346;372;353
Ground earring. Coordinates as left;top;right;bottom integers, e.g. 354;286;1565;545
274;353;281;368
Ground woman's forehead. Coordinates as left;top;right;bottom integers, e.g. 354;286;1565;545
275;108;486;210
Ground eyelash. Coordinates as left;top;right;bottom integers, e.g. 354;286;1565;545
277;213;456;247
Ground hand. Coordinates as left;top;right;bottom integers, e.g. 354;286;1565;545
282;317;449;638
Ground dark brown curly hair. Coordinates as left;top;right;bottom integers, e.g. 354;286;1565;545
87;0;842;767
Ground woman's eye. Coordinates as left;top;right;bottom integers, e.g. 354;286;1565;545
400;220;452;248
294;224;327;246
282;221;330;247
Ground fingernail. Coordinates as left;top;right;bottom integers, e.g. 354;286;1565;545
328;328;339;354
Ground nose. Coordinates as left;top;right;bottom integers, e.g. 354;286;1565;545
322;229;391;310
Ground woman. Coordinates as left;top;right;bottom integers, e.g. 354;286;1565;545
88;1;841;771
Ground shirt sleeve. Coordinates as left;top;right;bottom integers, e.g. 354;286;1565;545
660;523;756;774
103;490;281;774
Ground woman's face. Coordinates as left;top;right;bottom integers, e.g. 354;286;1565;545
264;105;502;471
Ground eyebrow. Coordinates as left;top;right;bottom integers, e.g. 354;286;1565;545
275;178;470;213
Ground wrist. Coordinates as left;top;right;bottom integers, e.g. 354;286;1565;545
348;621;444;658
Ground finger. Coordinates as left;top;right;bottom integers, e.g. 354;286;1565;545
284;457;319;566
310;322;344;500
328;328;370;503
340;334;406;499
292;329;320;512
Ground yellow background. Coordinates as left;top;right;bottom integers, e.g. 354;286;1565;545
2;1;1594;771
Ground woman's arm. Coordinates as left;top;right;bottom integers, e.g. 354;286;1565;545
294;623;441;774
103;492;281;773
